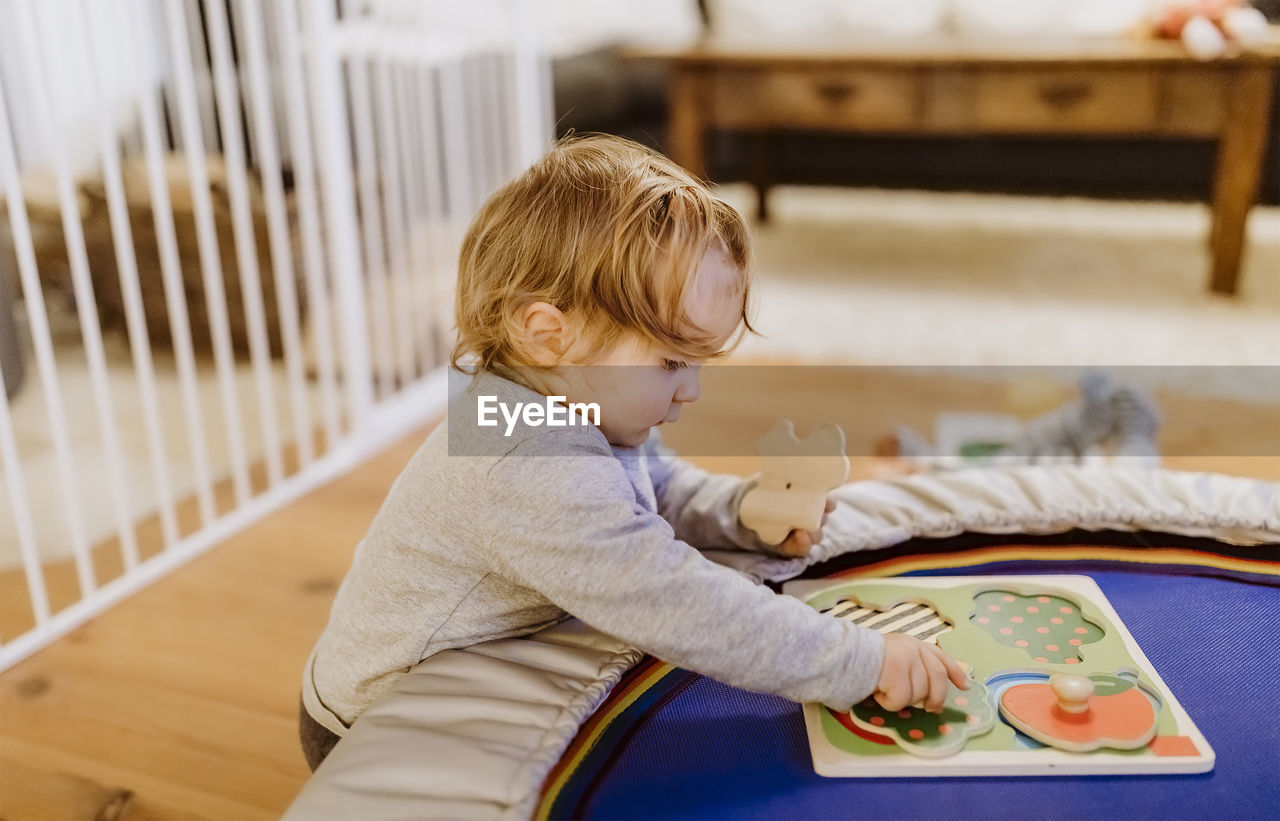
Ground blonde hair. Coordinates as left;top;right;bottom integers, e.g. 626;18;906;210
452;134;753;373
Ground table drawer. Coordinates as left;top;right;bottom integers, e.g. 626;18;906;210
711;69;919;130
1159;67;1228;135
973;69;1158;133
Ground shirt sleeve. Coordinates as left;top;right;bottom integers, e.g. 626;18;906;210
483;430;884;710
641;432;782;553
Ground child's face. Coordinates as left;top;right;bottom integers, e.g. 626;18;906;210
563;249;743;448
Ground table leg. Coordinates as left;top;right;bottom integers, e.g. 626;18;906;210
750;131;773;222
1208;66;1275;295
668;69;708;180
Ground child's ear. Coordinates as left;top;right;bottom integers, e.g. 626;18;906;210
517;301;572;366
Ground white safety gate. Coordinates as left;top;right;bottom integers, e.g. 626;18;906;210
0;0;550;670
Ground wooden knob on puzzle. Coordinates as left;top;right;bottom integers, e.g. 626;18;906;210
1049;673;1094;714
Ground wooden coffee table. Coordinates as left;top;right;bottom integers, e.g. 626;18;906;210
634;35;1280;295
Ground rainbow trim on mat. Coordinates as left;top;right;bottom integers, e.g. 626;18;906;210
828;545;1280;582
535;657;697;820
534;539;1278;817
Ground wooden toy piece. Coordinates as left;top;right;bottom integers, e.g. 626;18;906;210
1050;673;1094;714
738;420;849;545
843;678;995;759
999;672;1159;753
1004;374;1071;417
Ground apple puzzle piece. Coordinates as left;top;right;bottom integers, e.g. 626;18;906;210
843;678;995;759
739;421;849;545
999;672;1160;752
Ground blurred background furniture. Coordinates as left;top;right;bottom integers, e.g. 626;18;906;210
551;3;1280;289
0;261;22;399
649;38;1280;295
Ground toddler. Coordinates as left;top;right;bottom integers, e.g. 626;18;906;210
299;134;966;770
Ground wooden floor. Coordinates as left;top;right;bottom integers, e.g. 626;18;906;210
0;370;1276;820
0;428;424;821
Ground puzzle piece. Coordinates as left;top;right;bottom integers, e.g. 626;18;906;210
999;672;1160;752
842;678;995;759
739;420;849;545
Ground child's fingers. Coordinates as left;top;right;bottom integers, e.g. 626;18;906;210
908;658;928;710
920;647;950;713
927;643;970;690
874;681;910;712
779;527;823;557
820;498;836;528
779;529;811;556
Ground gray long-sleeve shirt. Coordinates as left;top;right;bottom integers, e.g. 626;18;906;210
302;369;884;734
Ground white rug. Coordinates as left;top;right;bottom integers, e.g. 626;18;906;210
719;185;1280;399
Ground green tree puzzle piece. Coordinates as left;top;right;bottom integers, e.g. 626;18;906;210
970;589;1104;664
847;678;995;758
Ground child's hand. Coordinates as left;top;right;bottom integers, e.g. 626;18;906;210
873;633;969;713
777;496;836;557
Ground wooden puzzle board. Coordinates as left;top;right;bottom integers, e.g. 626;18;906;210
783;575;1214;777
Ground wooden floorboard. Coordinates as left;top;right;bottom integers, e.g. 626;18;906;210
0;370;1275;820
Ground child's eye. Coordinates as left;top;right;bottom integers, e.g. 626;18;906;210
661;358;689;372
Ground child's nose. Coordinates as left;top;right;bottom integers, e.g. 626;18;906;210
673;368;701;403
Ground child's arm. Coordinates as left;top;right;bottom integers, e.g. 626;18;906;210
485;430;884;709
641;433;793;554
